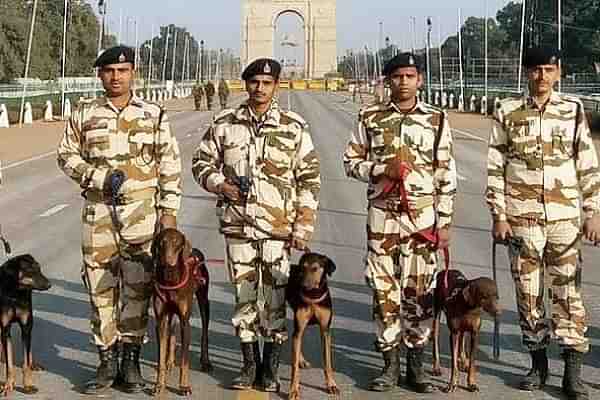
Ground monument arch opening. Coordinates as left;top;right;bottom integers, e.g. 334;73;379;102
242;0;337;79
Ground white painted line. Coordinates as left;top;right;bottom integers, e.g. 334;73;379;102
1;151;56;170
457;173;467;181
452;128;487;143
39;204;69;218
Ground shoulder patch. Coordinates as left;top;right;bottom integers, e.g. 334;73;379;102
213;108;236;124
560;94;584;107
281;110;307;128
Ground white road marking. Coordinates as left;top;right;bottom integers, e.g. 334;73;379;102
39;204;69;218
1;151;56;170
458;173;467;181
452;128;487;142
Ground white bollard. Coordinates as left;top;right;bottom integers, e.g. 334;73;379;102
442;92;448;108
494;97;501;114
23;102;33;125
481;96;488;115
161;91;166;102
434;91;440;106
44;100;53;122
470;95;477;112
63;98;72;120
151;90;157;102
448;93;455;109
458;94;465;112
0;104;9;128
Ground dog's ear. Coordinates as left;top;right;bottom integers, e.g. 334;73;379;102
323;256;336;277
151;230;165;269
182;239;193;260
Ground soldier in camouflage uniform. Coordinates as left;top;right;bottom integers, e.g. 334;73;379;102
192;58;320;393
487;47;600;400
192;83;205;111
344;53;457;393
57;46;182;395
205;81;216;110
218;78;230;110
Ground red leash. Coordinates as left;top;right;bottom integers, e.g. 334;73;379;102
155;256;206;303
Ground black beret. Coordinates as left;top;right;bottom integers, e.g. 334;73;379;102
523;46;560;69
242;58;281;80
94;46;135;68
383;52;422;76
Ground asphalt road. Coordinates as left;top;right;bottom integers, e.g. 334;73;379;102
0;91;598;400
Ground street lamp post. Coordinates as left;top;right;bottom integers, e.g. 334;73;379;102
426;17;432;104
200;40;205;82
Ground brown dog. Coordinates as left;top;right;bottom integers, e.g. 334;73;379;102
0;254;51;396
151;228;212;396
286;252;340;400
431;269;500;393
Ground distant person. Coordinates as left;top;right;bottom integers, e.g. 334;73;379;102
57;45;182;395
192;82;205;111
218;78;230;109
205;81;216;110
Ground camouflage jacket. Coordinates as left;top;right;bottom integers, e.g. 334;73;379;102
487;92;600;222
57;93;182;216
343;100;457;228
192;100;321;241
192;85;205;98
218;81;230;97
205;82;215;97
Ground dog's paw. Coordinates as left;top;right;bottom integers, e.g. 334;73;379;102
22;385;38;395
443;383;458;393
151;384;166;397
299;359;311;369
289;387;301;400
431;367;443;377
326;383;340;396
0;381;15;396
178;386;192;396
30;362;45;372
458;360;470;373
467;383;479;392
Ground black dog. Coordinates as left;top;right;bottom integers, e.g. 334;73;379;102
286;252;340;400
0;254;51;395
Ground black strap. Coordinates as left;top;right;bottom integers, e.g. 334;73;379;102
432;112;445;170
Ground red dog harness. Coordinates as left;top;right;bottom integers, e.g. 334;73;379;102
381;160;451;297
155;255;207;304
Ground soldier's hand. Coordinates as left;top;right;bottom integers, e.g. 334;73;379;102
493;221;513;242
286;237;310;252
384;156;410;181
217;181;241;202
160;215;177;230
103;169;127;197
583;214;600;245
437;227;451;250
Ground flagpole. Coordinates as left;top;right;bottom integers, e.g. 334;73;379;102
147;24;154;84
438;17;444;98
161;26;170;83
518;0;526;92
19;0;39;128
61;0;68;119
171;30;178;81
484;0;488;107
457;8;465;109
558;0;562;92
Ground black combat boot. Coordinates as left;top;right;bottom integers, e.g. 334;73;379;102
562;349;589;400
83;344;120;395
405;347;434;393
368;348;401;392
262;342;282;392
231;342;258;390
519;348;548;391
119;343;145;393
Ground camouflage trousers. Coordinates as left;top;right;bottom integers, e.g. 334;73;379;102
509;217;589;353
225;237;290;344
206;97;213;110
81;199;157;349
194;99;203;111
366;205;437;352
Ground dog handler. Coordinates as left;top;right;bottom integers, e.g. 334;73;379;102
57;46;182;395
487;46;600;400
192;58;321;393
343;53;457;393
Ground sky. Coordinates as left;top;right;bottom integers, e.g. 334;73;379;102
93;0;517;56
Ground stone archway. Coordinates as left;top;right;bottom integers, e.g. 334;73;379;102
242;0;337;79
